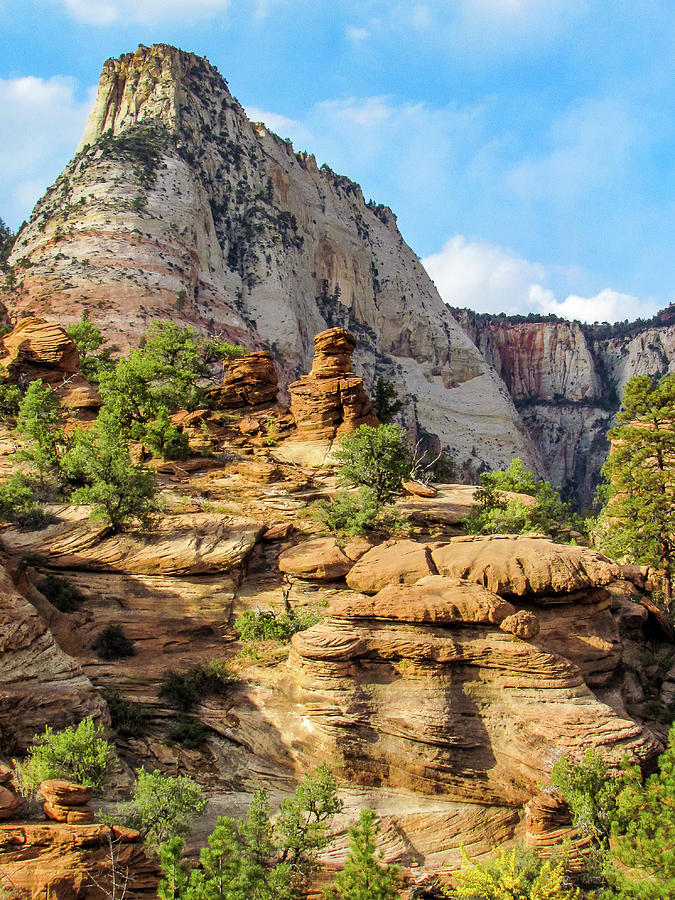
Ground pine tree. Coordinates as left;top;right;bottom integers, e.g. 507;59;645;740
595;373;675;607
605;723;675;898
324;809;402;900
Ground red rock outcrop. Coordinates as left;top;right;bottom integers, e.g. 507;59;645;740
209;351;279;408
0;317;100;414
0;822;159;898
41;780;95;825
288;328;379;440
278;537;353;581
280;537;659;809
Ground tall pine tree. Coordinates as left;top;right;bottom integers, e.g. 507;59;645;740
596;373;675;608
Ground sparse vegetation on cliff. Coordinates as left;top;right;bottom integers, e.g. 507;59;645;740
19;717;113;792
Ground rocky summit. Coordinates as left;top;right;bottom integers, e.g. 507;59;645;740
1;43;538;480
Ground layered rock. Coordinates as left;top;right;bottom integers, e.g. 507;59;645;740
0;565;106;753
282;536;659;811
2;43;540;476
0;317;100;414
288;327;379;440
0;822;159;898
209;351;279;409
41;779;95;825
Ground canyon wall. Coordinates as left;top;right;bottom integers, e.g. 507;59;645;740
1;43;539;480
452;307;675;506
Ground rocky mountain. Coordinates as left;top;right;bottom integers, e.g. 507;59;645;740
452;306;675;507
1;43;539;480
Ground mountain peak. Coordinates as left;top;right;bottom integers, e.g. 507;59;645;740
78;44;232;151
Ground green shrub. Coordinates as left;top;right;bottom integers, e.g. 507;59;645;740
333;424;412;502
93;623;135;660
114;767;206;851
462;458;581;539
167;715;209;749
324;808;402;899
313;487;380;535
20;717;112;792
66;312;115;383
39;574;83;612
0;379;22;418
550;748;640;839
144;409;190;460
159;660;231;711
234;608;322;644
372;377;403;424
0;472;48;529
101;686;151;738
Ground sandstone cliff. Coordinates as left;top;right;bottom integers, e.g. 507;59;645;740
452;306;675;506
1;43;539;478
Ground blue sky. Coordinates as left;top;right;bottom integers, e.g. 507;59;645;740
0;1;673;322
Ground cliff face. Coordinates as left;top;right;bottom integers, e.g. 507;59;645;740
453;308;675;506
1;44;539;478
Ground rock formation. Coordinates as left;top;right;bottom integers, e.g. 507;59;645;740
0;565;106;753
1;43;540;477
288;327;379;440
0;822;159;897
41;779;95;825
452;306;675;505
0;317;100;415
209;350;279;409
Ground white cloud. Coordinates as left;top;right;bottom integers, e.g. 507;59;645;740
346;25;369;41
59;0;230;25
0;76;95;228
244;106;313;146
422;235;652;323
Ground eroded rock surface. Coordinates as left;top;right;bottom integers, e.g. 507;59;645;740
209;351;279;409
0;565;106;752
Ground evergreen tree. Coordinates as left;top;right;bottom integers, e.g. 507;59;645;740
604;724;675;899
0;217;15;270
16;379;65;484
372;378;403;424
62;411;158;530
324;809;402;900
595;373;675;607
66;312;115;383
333;424;412;503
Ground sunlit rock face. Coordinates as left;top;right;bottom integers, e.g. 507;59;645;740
2;43;540;476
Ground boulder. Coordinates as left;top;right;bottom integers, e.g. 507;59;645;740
288;328;379;440
0;317;79;376
431;535;618;598
345;540;443;594
40;780;92;807
402;480;438;498
209;351;279;409
262;522;293;541
0;787;21;821
278;537;353;581
333;576;516;625
524;791;572;833
500;610;540;640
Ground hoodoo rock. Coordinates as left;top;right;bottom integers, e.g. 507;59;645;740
41;780;95;825
288;327;379;440
209;351;279;409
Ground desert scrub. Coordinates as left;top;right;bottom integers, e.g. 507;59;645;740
0;472;49;529
101;686;151;738
313;488;380;536
19;717;112;793
234;607;322;643
159;660;231;711
39;574;84;612
93;623;135;660
167;715;210;749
